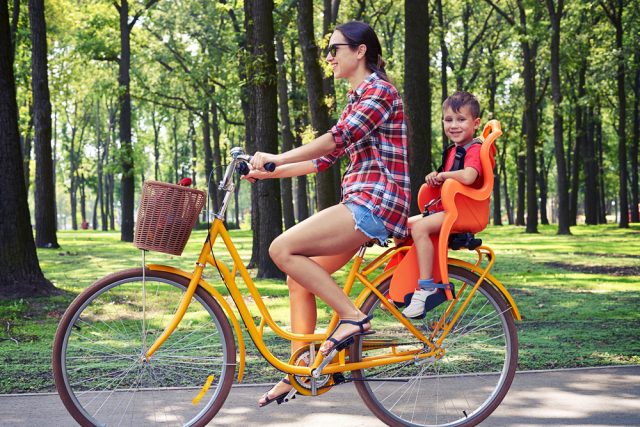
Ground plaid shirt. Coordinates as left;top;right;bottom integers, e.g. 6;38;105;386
313;73;410;239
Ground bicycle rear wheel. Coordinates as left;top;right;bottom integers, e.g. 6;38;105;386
353;266;518;427
52;268;236;427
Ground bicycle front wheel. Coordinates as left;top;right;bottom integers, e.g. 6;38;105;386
353;266;518;427
52;268;236;427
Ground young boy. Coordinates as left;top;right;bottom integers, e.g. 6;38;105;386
403;91;483;318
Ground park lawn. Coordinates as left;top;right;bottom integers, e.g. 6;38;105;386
1;223;639;393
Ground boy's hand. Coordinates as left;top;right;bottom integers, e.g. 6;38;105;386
425;171;443;187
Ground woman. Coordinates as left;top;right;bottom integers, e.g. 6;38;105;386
246;21;410;407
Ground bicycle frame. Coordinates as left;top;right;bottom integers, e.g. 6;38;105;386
142;148;521;386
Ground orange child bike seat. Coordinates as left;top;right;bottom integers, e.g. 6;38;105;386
387;120;502;304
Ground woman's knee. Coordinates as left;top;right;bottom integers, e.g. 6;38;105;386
269;235;290;267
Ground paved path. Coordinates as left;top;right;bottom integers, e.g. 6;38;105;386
1;366;638;426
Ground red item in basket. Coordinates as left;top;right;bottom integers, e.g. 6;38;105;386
178;177;192;186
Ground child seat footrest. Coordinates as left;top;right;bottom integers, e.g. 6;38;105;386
448;232;482;250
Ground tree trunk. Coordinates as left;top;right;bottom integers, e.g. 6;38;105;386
322;0;338;99
516;116;526;226
30;0;59;247
297;0;337;211
519;4;538;233
0;0;55;298
436;0;449;150
21;112;32;192
322;0;342;195
172;116;178;182
201;103;216;211
596;104;607;223
68;124;78;230
245;0;284;279
404;0;431;216
189;118;197;187
117;0;134;241
106;99;116;230
630;44;639;223
290;42;309;223
488;49;502;225
502;158;513;225
211;98;223;212
570;75;584;226
95;99;105;231
584;106;599;224
79;174;87;225
609;4;628;227
538;152;549;225
546;0;570;234
9;0;19;63
276;37;296;229
151;106;161;181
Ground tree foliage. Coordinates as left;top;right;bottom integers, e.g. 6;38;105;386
5;0;640;291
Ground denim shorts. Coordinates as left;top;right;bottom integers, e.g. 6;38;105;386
344;202;389;246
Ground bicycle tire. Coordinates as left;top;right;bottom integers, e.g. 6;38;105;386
352;266;518;427
52;268;236;427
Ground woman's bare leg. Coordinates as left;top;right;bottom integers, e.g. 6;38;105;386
288;252;357;353
258;251;355;405
268;204;374;354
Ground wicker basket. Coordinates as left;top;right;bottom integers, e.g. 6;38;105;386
134;181;206;256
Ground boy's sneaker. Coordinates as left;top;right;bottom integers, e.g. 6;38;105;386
402;288;438;318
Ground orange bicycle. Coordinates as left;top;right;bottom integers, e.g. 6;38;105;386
52;121;520;427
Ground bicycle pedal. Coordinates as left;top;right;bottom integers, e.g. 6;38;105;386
333;373;346;384
335;336;354;352
281;389;297;403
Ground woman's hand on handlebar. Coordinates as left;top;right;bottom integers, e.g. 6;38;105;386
241;168;273;183
250;151;280;171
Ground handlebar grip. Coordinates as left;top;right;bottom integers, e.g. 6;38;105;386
236;159;276;176
236;162;250;176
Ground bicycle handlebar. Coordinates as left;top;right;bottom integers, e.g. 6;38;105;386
218;148;276;196
235;156;276;176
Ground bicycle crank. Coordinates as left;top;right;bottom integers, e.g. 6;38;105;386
287;345;337;397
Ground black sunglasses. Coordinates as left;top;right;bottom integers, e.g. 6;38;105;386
326;43;358;57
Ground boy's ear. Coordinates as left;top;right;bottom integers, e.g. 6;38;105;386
474;117;481;129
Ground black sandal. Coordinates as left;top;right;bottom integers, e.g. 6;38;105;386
258;378;296;407
321;314;375;356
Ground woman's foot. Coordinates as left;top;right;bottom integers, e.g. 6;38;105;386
258;378;294;407
319;313;373;356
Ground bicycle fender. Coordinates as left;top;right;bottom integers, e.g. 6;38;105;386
448;258;522;320
147;264;247;382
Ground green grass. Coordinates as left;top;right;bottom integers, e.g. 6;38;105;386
1;224;639;393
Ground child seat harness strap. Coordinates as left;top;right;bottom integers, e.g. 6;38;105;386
437;139;481;173
425;139;482;217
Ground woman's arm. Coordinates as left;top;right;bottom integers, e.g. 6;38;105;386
251;132;336;170
243;160;316;182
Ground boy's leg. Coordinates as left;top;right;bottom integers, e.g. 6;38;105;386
403;212;446;318
409;212;445;280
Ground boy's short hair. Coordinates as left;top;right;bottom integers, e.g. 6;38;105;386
442;91;480;119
